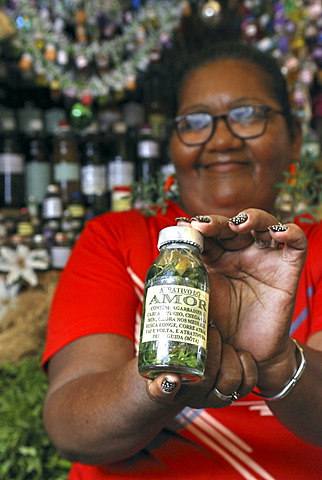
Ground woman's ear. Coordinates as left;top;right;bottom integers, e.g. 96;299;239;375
290;118;302;160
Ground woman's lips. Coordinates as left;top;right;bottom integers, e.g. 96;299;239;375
200;161;249;173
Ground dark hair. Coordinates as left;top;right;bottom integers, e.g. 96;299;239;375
175;42;296;137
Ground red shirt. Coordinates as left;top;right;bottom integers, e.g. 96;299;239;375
42;202;322;479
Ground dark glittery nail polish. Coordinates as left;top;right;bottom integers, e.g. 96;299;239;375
175;217;192;223
268;224;288;232
228;213;248;225
161;378;177;393
191;215;211;223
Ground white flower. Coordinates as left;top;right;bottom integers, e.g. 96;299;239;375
0;244;49;287
0;277;18;320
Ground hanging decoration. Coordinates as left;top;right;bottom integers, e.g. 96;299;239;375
236;0;322;128
198;1;223;25
2;0;322;114
3;0;186;102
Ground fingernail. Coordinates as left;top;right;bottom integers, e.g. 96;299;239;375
161;378;177;393
228;213;248;225
175;217;192;223
191;215;211;223
268;223;288;232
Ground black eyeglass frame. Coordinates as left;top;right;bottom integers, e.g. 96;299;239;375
174;105;285;146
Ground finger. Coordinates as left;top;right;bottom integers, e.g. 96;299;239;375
228;208;279;246
202;322;223;385
208;344;244;407
213;344;243;394
146;373;182;404
236;351;258;397
207;347;257;406
227;210;308;258
190;215;253;252
268;223;307;255
190;214;235;240
228;208;278;234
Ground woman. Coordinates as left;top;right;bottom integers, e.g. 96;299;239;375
42;43;322;479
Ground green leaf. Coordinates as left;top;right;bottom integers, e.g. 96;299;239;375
0;355;71;480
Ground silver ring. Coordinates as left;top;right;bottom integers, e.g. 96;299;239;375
213;387;240;403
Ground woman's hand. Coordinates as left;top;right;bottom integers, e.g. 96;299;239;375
146;323;258;409
146;208;307;409
188;208;307;364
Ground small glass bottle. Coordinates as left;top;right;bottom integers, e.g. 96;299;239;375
138;226;209;382
50;231;72;270
136;124;161;183
41;184;63;243
80;131;107;214
0;116;25;208
52;121;80;205
111;185;132;212
16;206;34;245
25;118;51;205
107;121;135;197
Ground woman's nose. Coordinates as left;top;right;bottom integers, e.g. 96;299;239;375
205;117;243;150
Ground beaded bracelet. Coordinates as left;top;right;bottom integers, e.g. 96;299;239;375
252;338;307;401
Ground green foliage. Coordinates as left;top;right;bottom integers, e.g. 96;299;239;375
131;172;178;217
0;355;71;480
275;148;322;222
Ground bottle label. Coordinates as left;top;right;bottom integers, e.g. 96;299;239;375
26;162;51;203
111;186;132;212
0;153;25;173
50;246;71;269
148;112;167;140
42;197;63;219
54;162;80;182
107;161;134;191
142;285;209;349
68;204;85;218
81;165;107;195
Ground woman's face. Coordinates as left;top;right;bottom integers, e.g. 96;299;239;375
170;59;301;218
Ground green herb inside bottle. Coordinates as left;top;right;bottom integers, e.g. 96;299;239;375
138;226;209;382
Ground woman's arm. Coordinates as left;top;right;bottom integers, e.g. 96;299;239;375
187;209;322;447
43;327;257;466
43;333;182;465
257;332;322;447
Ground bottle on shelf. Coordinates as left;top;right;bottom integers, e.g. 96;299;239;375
110;185;132;212
143;48;168;143
80;128;108;215
25;117;51;205
31;233;50;271
136;123;161;183
44;107;67;137
27;194;41;233
41;184;63;244
17;101;44;136
67;191;86;235
50;231;72;270
0;115;26;208
52;120;80;205
16;206;34;245
107;120;135;206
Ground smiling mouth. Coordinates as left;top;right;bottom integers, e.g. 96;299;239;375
198;161;249;171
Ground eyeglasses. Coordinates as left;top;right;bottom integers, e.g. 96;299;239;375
174;105;285;146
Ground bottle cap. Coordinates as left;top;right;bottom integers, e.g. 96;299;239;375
157;226;204;252
46;184;61;194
